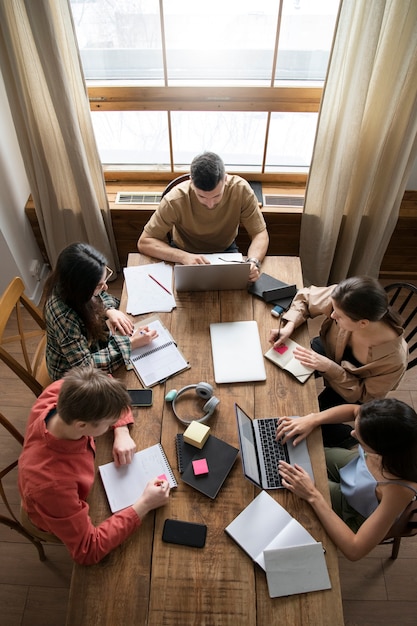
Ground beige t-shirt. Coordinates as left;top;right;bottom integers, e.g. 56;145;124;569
143;175;266;253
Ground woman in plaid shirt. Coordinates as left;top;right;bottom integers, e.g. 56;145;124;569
44;242;157;381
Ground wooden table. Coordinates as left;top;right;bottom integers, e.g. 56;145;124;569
66;255;344;626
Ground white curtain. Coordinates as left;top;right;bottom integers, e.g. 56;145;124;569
0;0;119;270
300;0;417;286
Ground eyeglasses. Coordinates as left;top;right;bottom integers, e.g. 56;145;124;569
104;265;113;283
96;265;114;292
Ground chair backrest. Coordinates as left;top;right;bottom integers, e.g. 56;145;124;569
160;174;191;244
0;276;51;397
161;173;191;199
380;498;417;559
384;282;417;370
384;500;417;539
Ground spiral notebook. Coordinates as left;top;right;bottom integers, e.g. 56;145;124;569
175;433;239;499
130;314;190;387
99;443;177;513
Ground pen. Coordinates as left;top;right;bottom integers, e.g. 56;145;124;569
148;273;172;295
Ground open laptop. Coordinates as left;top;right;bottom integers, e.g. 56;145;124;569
234;403;313;490
174;262;250;292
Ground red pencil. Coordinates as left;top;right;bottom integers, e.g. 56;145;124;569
148;273;172;295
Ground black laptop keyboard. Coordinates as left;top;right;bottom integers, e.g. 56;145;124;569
257;418;290;488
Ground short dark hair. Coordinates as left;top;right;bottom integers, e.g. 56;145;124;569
57;366;131;425
190;152;225;191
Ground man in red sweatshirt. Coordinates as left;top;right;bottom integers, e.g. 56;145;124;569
18;366;170;565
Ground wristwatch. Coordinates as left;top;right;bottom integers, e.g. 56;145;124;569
246;257;261;271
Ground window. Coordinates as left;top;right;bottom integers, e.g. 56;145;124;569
70;0;339;176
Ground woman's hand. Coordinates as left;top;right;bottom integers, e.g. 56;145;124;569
106;309;134;336
275;414;319;446
292;345;332;373
278;461;317;502
268;321;295;347
130;325;159;350
112;426;137;467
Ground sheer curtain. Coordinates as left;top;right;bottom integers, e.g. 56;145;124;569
0;0;119;270
300;0;417;286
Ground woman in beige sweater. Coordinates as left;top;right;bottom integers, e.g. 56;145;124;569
269;276;408;447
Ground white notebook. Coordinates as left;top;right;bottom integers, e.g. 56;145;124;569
130;315;189;387
210;321;266;383
264;337;314;384
225;491;331;598
99;444;177;513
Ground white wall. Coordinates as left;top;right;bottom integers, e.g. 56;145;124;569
0;71;46;303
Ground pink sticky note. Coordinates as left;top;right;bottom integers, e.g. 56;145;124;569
192;459;209;476
274;344;289;354
157;474;168;482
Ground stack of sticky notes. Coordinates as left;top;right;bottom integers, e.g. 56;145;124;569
183;421;210;449
192;459;209;475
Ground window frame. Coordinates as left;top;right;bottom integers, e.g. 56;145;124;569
89;84;321;183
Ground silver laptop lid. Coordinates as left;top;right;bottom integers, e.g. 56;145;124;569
235;403;262;488
174;262;250;292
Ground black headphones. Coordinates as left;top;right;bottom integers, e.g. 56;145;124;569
165;382;220;425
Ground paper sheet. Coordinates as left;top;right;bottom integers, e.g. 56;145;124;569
123;262;176;315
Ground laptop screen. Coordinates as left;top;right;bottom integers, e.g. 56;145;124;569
235;404;261;487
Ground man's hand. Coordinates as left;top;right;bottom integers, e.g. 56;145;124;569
112;426;137;467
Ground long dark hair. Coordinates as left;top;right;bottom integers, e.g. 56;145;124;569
44;242;108;342
332;276;403;330
358;398;417;481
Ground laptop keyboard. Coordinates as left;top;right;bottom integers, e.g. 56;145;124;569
257;418;290;488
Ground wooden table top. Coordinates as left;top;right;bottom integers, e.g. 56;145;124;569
66;255;344;626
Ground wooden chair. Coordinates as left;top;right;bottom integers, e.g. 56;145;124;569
384;282;417;370
0;276;52;560
160;174;191;244
381;499;417;559
0;411;47;560
0;276;51;396
161;173;190;199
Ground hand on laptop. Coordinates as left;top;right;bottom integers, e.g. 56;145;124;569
179;252;211;265
278;461;316;500
276;414;319;446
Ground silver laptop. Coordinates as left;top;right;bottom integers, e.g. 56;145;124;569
174;262;250;292
210;321;266;383
234;403;313;490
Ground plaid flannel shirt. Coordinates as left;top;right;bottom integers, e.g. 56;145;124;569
45;290;131;381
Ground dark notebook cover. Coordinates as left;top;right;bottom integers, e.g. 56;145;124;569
248;273;297;303
175;434;239;499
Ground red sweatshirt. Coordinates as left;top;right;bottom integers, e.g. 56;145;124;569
18;380;141;565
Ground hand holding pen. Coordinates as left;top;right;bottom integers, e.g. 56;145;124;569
268;318;295;348
130;325;159;350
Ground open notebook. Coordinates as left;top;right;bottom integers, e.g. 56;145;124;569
130;315;189;387
225;490;331;598
99;444;177;513
264;338;314;383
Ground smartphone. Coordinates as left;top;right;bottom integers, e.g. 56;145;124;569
162;519;207;548
128;388;153;407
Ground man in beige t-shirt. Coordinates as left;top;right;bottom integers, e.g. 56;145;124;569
137;152;269;282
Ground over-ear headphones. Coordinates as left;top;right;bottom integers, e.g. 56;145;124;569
165;382;220;425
